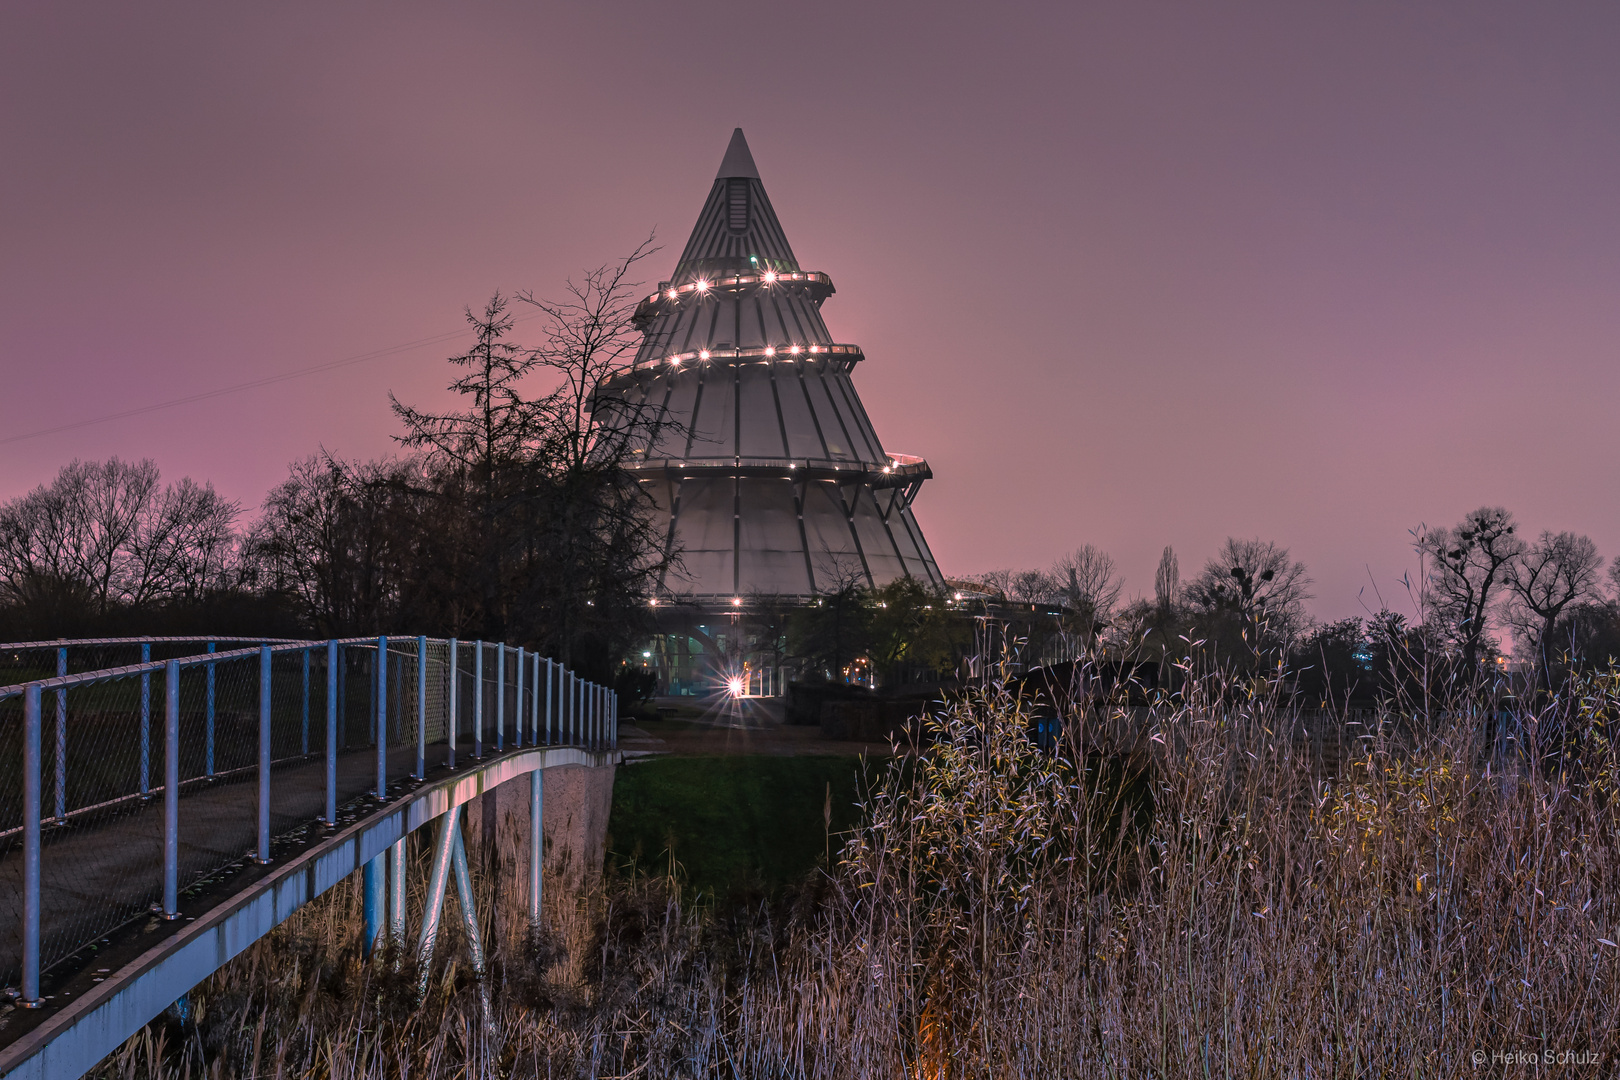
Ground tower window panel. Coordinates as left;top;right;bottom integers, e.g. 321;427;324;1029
738;478;802;551
828;373;887;462
738;371;784;458
740;550;806;596
676;480;736;551
776;370;825;458
805;371;859;460
667;550;733;597
849;486;908;584
688;368;735;457
650;378;698;458
738;478;811;594
799;482;863;564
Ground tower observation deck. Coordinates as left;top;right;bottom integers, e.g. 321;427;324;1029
597;129;942;606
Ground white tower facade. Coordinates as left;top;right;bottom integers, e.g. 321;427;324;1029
599;129;942;606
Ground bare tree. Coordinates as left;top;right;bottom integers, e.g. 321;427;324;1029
1153;545;1180;612
0;458;238;615
969;569;1017;601
125;477;240;605
1503;531;1604;683
1049;545;1122;641
1187;537;1313;648
1416;507;1524;675
513;240;674;669
247;455;449;635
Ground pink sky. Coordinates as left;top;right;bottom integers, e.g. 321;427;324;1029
3;3;1617;623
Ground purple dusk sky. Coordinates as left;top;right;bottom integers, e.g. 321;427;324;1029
3;3;1617;622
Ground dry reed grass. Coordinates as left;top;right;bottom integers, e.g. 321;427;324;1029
91;670;1620;1078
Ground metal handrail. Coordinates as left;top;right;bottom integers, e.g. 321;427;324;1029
0;636;306;651
5;634;619;1006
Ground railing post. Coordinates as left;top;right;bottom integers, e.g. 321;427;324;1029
447;638;458;769
473;641;484;759
416;636;428;779
338;650;348;750
544;659;553;745
258;645;272;863
531;653;540;747
326;641;338;825
376;636;388;800
164;659;180;918
54;647;66;822
496;644;505;753
301;647;311;756
140;642;152;796
515;646;525;748
22;684;42;1006
529;768;543;932
205;641;216;778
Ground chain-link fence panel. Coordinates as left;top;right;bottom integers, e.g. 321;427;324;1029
0;638;305;692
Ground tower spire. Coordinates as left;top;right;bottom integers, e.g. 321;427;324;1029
715;127;759;179
672;129;796;284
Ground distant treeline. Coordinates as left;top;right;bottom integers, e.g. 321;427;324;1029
959;514;1620;704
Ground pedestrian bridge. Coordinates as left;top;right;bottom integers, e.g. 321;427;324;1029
0;635;616;1080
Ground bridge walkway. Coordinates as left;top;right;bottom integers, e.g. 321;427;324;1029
0;743;614;1080
0;743;422;982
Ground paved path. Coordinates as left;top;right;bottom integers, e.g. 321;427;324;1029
623;712;897;760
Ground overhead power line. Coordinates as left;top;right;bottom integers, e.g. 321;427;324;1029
1;312;541;447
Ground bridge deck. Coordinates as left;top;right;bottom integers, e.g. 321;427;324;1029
1;743;439;986
0;744;612;1080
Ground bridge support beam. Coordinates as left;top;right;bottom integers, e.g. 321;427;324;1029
529;769;543;932
362;853;385;958
388;838;407;947
416;804;487;1000
449;823;486;981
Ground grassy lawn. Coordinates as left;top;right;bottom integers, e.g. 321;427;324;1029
606;754;881;900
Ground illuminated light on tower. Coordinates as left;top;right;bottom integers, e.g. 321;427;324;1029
595;128;941;605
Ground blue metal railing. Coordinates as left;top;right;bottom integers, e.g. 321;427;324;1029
0;635;618;1006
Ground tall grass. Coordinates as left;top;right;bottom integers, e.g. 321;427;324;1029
93;671;1620;1077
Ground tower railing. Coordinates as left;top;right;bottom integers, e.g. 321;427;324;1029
0;635;618;1005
